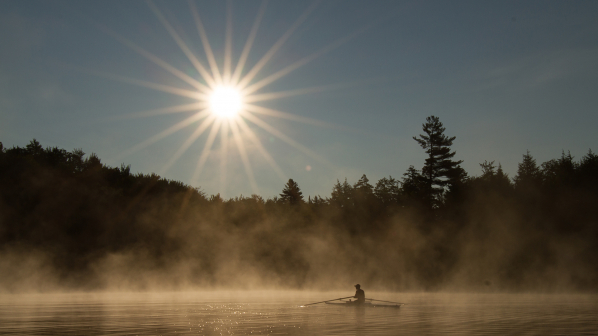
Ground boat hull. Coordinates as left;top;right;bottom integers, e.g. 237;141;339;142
324;301;401;308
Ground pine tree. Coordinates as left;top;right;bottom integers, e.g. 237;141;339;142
541;151;576;188
496;164;509;184
473;160;512;195
25;139;43;156
311;195;327;205
413;116;464;206
330;178;353;208
353;174;374;199
374;176;401;205
401;165;427;206
279;179;304;205
352;174;377;219
578;149;598;188
513;150;541;191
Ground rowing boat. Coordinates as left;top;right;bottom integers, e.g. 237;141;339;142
301;296;405;308
324;301;402;308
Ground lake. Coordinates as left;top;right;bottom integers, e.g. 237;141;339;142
1;291;596;335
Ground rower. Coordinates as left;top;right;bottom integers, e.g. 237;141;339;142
354;284;365;304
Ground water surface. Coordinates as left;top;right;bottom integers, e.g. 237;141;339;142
1;291;596;335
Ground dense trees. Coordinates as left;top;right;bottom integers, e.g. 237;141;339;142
1;119;597;292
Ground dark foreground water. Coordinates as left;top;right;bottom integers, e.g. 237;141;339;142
1;291;596;335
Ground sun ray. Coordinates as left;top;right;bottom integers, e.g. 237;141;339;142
160;115;217;174
68;65;208;100
243;104;339;128
95;22;210;93
223;0;233;84
219;121;229;196
242;27;369;95
236;0;321;89
230;0;268;85
229;119;260;194
244;88;324;103
243;80;366;103
187;0;223;84
106;102;207;121
235;117;286;181
243;88;318;103
245;76;392;104
147;0;217;88
191;119;223;185
241;112;336;171
111;75;207;100
114;109;210;161
246;103;399;140
72;7;210;94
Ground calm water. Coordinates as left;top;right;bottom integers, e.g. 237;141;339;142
1;291;596;335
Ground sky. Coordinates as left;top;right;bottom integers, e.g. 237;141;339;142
1;0;597;199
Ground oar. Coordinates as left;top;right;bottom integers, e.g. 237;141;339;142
368;298;405;305
301;296;354;306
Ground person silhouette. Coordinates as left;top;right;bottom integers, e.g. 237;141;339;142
354;284;365;304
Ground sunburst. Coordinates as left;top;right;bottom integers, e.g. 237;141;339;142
209;86;243;119
87;0;372;196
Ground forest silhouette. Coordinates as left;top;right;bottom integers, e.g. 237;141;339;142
1;116;596;292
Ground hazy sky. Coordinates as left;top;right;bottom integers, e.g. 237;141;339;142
1;0;597;198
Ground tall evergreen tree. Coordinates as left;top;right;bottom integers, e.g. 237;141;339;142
413;116;464;206
513;150;542;191
279;179;304;205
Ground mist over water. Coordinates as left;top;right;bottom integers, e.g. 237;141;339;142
1;292;597;335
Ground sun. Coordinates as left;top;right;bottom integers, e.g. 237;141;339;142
209;86;243;119
101;1;350;196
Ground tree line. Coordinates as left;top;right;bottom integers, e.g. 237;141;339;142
0;116;596;292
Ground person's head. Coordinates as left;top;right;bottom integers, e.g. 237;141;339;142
355;284;361;289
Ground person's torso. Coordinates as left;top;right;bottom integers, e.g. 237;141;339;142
356;289;365;300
